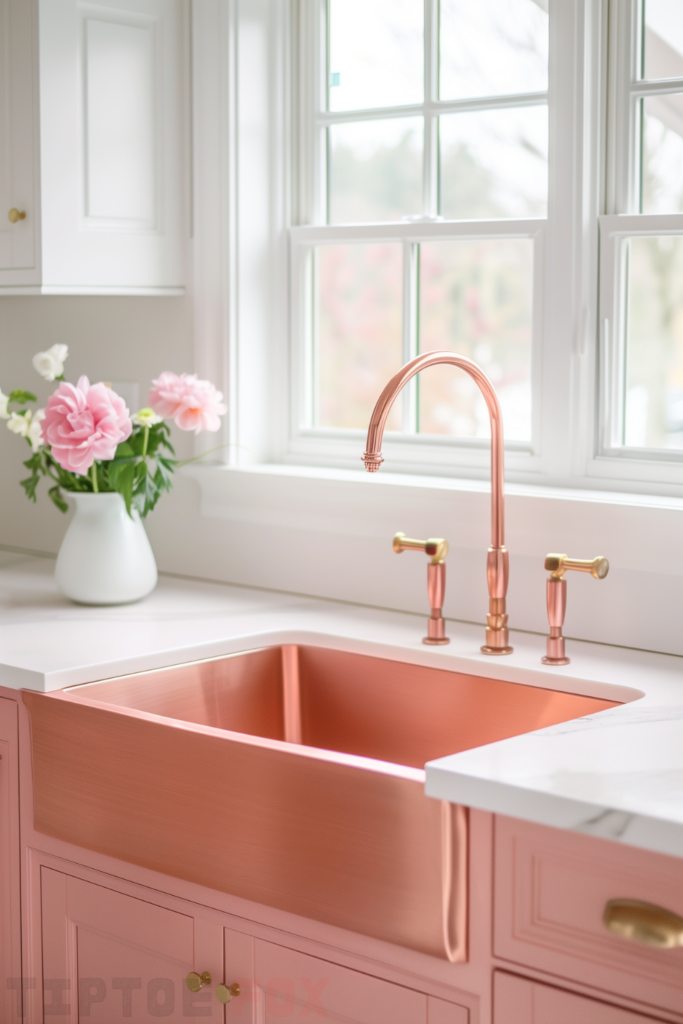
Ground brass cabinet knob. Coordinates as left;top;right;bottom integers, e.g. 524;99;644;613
7;208;26;223
216;982;241;1004
186;971;212;992
604;899;683;948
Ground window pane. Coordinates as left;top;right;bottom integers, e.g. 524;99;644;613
643;0;683;81
315;244;403;430
641;97;683;213
328;0;423;112
417;239;533;442
625;236;683;449
439;106;547;219
439;0;548;101
329;118;423;223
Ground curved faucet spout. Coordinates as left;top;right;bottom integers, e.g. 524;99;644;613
362;350;513;655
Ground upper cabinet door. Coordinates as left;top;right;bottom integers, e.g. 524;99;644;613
0;0;186;295
0;0;38;278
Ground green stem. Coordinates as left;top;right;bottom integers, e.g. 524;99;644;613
176;443;246;467
91;463;99;493
142;425;149;459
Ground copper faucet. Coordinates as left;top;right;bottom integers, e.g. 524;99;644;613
362;351;513;655
393;532;450;645
542;553;609;665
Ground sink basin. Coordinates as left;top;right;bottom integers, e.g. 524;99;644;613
24;644;620;960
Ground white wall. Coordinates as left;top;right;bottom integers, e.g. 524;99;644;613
0;295;194;553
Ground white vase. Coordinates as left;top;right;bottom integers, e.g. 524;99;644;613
55;492;158;605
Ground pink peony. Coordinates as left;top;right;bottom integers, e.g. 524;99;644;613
148;371;227;434
41;377;132;474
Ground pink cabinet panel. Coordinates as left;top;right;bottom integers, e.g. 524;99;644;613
222;932;469;1023
494;972;668;1024
40;867;225;1022
0;697;21;1022
494;815;683;1017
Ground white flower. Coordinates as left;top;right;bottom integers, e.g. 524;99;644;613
7;412;29;438
132;407;163;427
0;389;8;420
7;408;45;449
27;409;45;450
32;344;69;381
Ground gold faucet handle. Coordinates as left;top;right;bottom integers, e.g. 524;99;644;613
544;553;609;580
393;532;448;564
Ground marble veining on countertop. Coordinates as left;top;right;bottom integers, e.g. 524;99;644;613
3;552;683;860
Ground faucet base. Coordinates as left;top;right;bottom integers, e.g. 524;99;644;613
480;645;514;656
542;655;571;666
423;636;450;646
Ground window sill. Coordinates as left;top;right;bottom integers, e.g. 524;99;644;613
182;463;683;576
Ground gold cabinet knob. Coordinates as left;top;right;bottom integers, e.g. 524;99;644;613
604;899;683;948
216;982;241;1004
186;971;212;992
8;208;26;223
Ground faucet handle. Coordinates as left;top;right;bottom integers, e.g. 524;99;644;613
393;532;450;645
393;532;448;564
542;553;609;665
544;553;609;580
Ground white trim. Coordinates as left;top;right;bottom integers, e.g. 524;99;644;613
0;285;185;295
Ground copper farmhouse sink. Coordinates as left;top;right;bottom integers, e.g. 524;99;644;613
23;645;620;960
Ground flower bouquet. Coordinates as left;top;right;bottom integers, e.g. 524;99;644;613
2;344;226;517
2;346;227;604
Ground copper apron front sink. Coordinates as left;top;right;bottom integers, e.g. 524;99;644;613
23;645;620;960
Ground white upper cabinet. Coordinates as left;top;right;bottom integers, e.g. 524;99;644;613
0;0;186;295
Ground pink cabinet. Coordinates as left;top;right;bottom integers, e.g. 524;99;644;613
494;815;683;1017
0;697;21;1022
494;972;668;1024
39;866;470;1023
226;935;469;1023
40;867;226;1021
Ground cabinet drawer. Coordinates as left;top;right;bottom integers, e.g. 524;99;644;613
494;816;683;1018
494;972;668;1024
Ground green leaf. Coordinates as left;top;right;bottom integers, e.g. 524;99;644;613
155;456;176;491
108;461;136;516
114;440;136;459
8;389;37;405
19;451;47;503
47;485;69;514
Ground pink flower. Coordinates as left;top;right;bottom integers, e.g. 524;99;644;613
148;371;227;434
42;377;132;474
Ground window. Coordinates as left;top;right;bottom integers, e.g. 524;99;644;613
289;0;550;478
276;0;683;495
598;0;683;485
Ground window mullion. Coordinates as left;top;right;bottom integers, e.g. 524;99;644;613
402;242;418;434
423;0;438;217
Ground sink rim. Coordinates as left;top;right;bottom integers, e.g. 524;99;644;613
54;640;642;781
61;633;645;706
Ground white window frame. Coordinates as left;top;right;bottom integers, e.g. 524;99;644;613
283;0;563;483
590;0;683;489
191;0;683;500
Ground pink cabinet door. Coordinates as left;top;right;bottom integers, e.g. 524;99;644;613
494;972;668;1024
0;697;21;1022
221;932;468;1023
40;867;225;1022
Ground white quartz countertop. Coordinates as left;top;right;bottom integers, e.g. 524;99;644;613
3;551;683;860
